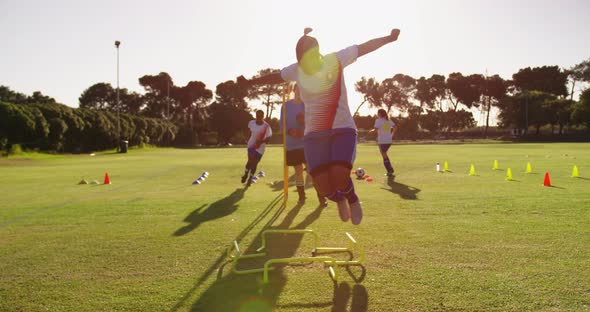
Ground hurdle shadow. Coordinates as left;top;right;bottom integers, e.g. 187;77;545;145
170;193;284;311
173;187;247;236
185;193;366;311
383;177;421;200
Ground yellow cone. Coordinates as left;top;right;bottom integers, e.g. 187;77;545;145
493;160;499;170
469;164;476;176
526;162;532;174
572;165;579;178
444;161;449;172
506;168;513;181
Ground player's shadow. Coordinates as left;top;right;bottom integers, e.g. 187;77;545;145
270;174;316;192
270;174;296;192
383;177;421;200
173;187;246;236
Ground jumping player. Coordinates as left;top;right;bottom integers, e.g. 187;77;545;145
241;110;272;186
370;109;398;176
238;27;401;225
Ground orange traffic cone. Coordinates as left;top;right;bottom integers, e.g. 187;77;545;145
543;172;551;187
104;172;111;185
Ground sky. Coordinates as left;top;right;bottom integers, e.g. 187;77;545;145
1;0;589;124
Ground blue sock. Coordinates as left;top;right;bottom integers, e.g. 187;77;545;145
340;178;359;204
326;190;345;203
383;158;393;173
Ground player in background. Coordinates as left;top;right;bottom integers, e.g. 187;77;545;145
280;84;327;206
370;108;398;177
242;110;272;186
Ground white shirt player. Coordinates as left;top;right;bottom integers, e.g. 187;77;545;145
247;120;272;155
281;45;359;135
374;117;395;144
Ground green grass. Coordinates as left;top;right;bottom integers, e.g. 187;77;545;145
1;143;589;311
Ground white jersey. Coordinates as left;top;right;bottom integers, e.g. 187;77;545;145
374;117;395;144
247;120;272;154
281;45;359;135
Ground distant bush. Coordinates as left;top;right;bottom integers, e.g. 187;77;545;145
8;144;23;155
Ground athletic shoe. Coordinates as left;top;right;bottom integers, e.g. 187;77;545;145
350;201;363;225
385;172;395;177
241;174;248;184
337;200;350;222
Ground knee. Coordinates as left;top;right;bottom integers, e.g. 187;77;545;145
312;174;332;195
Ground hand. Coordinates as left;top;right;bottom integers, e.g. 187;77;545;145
390;29;401;41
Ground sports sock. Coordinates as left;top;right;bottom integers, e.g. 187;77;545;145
326;190;344;203
340;178;359;204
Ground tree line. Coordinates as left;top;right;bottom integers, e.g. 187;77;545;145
2;58;589;153
1;86;176;153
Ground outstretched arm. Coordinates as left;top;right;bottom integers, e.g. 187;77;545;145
357;29;400;58
237;72;283;87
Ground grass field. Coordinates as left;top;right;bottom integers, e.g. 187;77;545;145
1;142;589;311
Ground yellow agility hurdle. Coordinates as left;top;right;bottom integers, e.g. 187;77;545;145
227;229;365;283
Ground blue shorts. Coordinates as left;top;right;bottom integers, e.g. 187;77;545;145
379;144;391;154
247;148;263;162
303;128;357;176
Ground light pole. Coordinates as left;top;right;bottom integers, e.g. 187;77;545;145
115;40;121;151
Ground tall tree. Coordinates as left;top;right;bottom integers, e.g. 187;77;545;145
79;83;116;110
512;66;568;97
571;88;590;131
215;80;249;110
119;90;144;115
0;85;30;104
378;75;412;114
543;98;573;134
481;75;507;134
390;73;416;112
497;91;555;134
173;81;213;128
139;72;175;118
207;80;251;144
568;58;590;101
446;73;484;112
247;68;284;119
354;77;379;116
415;74;446;112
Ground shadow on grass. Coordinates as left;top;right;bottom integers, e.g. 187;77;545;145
382;176;421;200
269;173;316;192
170;193;284;311
545;185;565;189
173;193;367;311
173;187;247;236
